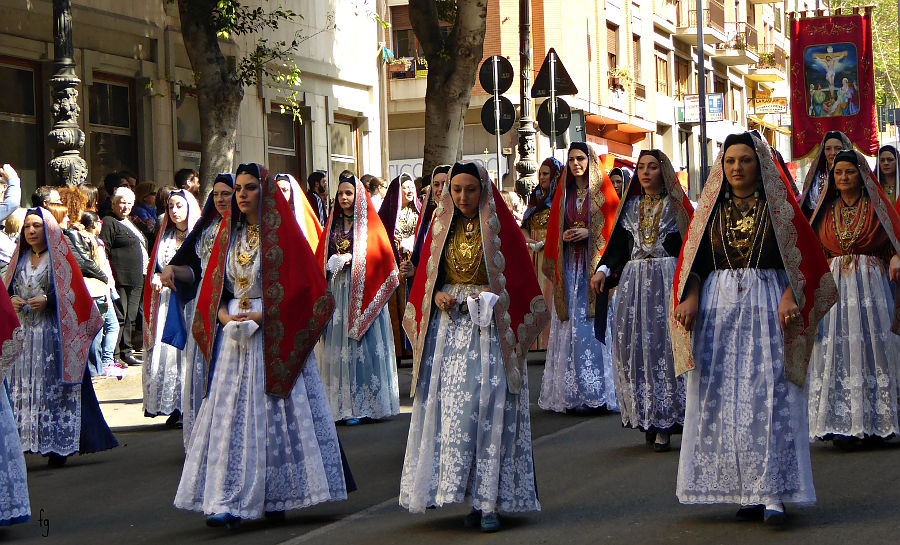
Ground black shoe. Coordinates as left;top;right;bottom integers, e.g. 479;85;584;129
463;509;481;528
47;454;67;468
166;412;182;429
120;354;142;367
264;511;286;522
735;505;765;521
645;431;656;446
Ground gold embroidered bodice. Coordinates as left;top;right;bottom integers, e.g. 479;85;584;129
396;205;419;241
528;208;551;242
443;215;488;285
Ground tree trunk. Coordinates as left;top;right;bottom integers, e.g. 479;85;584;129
177;0;244;197
409;0;488;176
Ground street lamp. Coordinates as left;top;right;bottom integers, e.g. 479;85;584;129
48;0;87;186
515;0;538;200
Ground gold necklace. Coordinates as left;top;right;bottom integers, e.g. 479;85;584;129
832;195;868;255
713;199;769;294
723;197;762;261
444;216;484;284
333;217;353;253
638;193;665;248
232;225;259;310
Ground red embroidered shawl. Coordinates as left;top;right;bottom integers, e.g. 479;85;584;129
191;164;335;397
543;146;620;320
4;208;103;384
315;175;399;340
670;131;838;386
403;163;550;396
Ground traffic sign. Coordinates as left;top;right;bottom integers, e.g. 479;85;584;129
537;97;571;136
479;55;514;95
531;48;578;98
481;96;516;135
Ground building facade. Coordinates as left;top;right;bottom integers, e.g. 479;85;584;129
385;0;816;197
0;0;388;199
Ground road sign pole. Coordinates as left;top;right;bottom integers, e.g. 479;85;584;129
493;56;503;184
550;50;557;158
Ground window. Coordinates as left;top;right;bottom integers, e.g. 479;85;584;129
607;23;618;69
393;28;422;59
0;59;42;195
632;35;642;81
88;74;137;182
774;8;782;33
176;90;201;171
675;57;691;100
267;109;302;180
731;86;743;123
655;48;669;95
330;116;358;186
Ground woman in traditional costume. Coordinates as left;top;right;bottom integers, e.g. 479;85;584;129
799;131;852;218
142;189;200;425
6;208;117;466
591;150;692;451
160;175;233;448
378;173;421;356
315;174;400;425
521;157;561;350
400;162;549;532
875;145;899;204
608;166;629;197
807;150;900;447
0;289;30;525
274;173;326;239
400;165;451;281
538;143;619;413
672;131;838;524
174;163;351;528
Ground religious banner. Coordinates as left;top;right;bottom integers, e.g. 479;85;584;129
790;8;878;158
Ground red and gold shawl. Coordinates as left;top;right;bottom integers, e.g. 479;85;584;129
4;208;102;384
142;189;200;348
191;164;335;398
315;175;399;340
543;145;619;320
403;163;550;395
670;131;838;386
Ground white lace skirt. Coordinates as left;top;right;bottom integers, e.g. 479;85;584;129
400;283;539;515
539;245;617;412
0;390;29;525
181;298;207;450
677;269;815;507
174;298;349;519
807;255;900;440
315;269;400;421
143;288;185;417
9;314;82;455
611;257;685;432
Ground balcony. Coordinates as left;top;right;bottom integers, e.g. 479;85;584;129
713;22;759;66
674;0;727;46
747;43;787;82
749;0;782;4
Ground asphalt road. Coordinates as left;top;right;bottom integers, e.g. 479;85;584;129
3;354;900;544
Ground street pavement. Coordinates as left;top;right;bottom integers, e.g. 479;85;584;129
3;354;900;544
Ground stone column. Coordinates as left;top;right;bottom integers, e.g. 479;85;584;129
515;0;538;200
48;0;87;186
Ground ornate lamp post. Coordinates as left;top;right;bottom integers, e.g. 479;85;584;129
48;0;87;186
515;0;538;200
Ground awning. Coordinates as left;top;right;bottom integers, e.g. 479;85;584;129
748;115;791;136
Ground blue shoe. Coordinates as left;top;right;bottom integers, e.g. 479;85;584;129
206;513;240;529
264;510;286;522
345;418;361;426
764;507;786;526
480;512;500;533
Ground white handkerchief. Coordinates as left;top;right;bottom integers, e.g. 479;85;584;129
224;319;260;342
326;254;352;274
467;291;499;328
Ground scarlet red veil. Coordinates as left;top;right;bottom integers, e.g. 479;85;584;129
192;163;335;397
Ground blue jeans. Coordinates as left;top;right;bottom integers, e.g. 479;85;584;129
89;291;120;376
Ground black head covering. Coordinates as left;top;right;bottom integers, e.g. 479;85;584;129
450;162;481;180
213;173;235;189
722;132;756;156
569;142;590;155
823;131;847;146
235;163;261;179
433;165;452;176
831;150;860;170
637;149;662;162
